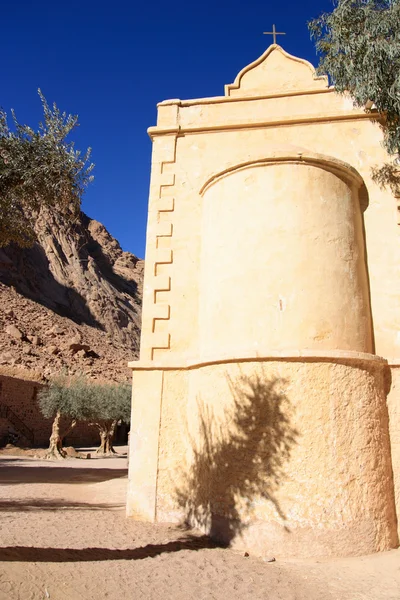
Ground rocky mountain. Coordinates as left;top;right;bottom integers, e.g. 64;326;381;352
0;208;144;382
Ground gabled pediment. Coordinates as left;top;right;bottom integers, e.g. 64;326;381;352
225;44;328;98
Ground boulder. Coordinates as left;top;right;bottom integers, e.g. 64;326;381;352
69;342;90;354
4;324;24;341
27;335;41;346
0;351;14;365
47;345;60;355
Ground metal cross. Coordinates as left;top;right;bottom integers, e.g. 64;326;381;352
263;24;286;44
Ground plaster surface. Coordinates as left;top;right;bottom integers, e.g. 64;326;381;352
154;359;396;558
127;44;400;556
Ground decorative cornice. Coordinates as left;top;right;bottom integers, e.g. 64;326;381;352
157;86;334;109
224;44;328;97
147;110;383;140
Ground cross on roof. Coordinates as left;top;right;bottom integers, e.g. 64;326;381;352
263;24;286;45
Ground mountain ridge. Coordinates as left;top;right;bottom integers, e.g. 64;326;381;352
0;208;144;382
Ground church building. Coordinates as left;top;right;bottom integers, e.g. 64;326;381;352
126;43;400;558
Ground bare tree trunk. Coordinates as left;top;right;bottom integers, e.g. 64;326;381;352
95;420;118;455
107;419;118;454
45;411;76;460
96;424;107;455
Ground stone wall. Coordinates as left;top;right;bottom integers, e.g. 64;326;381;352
128;356;398;558
387;366;400;537
0;373;99;448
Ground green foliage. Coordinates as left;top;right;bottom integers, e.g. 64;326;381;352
0;89;94;248
309;1;400;161
38;375;92;421
38;376;131;424
89;382;132;424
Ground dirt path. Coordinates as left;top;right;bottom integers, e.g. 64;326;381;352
0;452;399;600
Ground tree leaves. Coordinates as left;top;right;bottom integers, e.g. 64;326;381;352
0;90;94;248
38;375;131;424
309;1;400;161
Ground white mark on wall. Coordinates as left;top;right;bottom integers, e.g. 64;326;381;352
357;150;366;167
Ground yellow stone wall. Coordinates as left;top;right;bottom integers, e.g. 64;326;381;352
156;358;396;558
127;44;400;557
199;158;372;359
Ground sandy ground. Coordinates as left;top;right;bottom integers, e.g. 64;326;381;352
0;449;399;600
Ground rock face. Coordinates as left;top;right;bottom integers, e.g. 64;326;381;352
0;208;143;354
0;208;144;381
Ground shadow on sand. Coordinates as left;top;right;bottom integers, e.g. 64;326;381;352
0;536;217;562
0;498;125;512
0;459;127;485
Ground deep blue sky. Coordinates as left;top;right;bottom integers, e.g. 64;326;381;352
1;0;333;258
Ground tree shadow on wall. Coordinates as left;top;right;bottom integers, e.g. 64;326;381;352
175;372;299;546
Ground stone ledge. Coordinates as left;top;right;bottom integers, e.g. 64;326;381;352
147;111;382;139
128;349;387;371
387;360;400;367
157;86;334;108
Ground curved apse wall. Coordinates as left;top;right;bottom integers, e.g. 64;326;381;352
198;155;373;360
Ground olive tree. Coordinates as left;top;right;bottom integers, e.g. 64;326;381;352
38;376;131;458
309;0;400;193
38;375;92;460
0;89;94;248
89;382;132;455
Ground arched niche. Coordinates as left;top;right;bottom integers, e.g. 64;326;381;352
198;152;373;360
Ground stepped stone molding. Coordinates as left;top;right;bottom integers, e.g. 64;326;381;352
144;135;177;361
